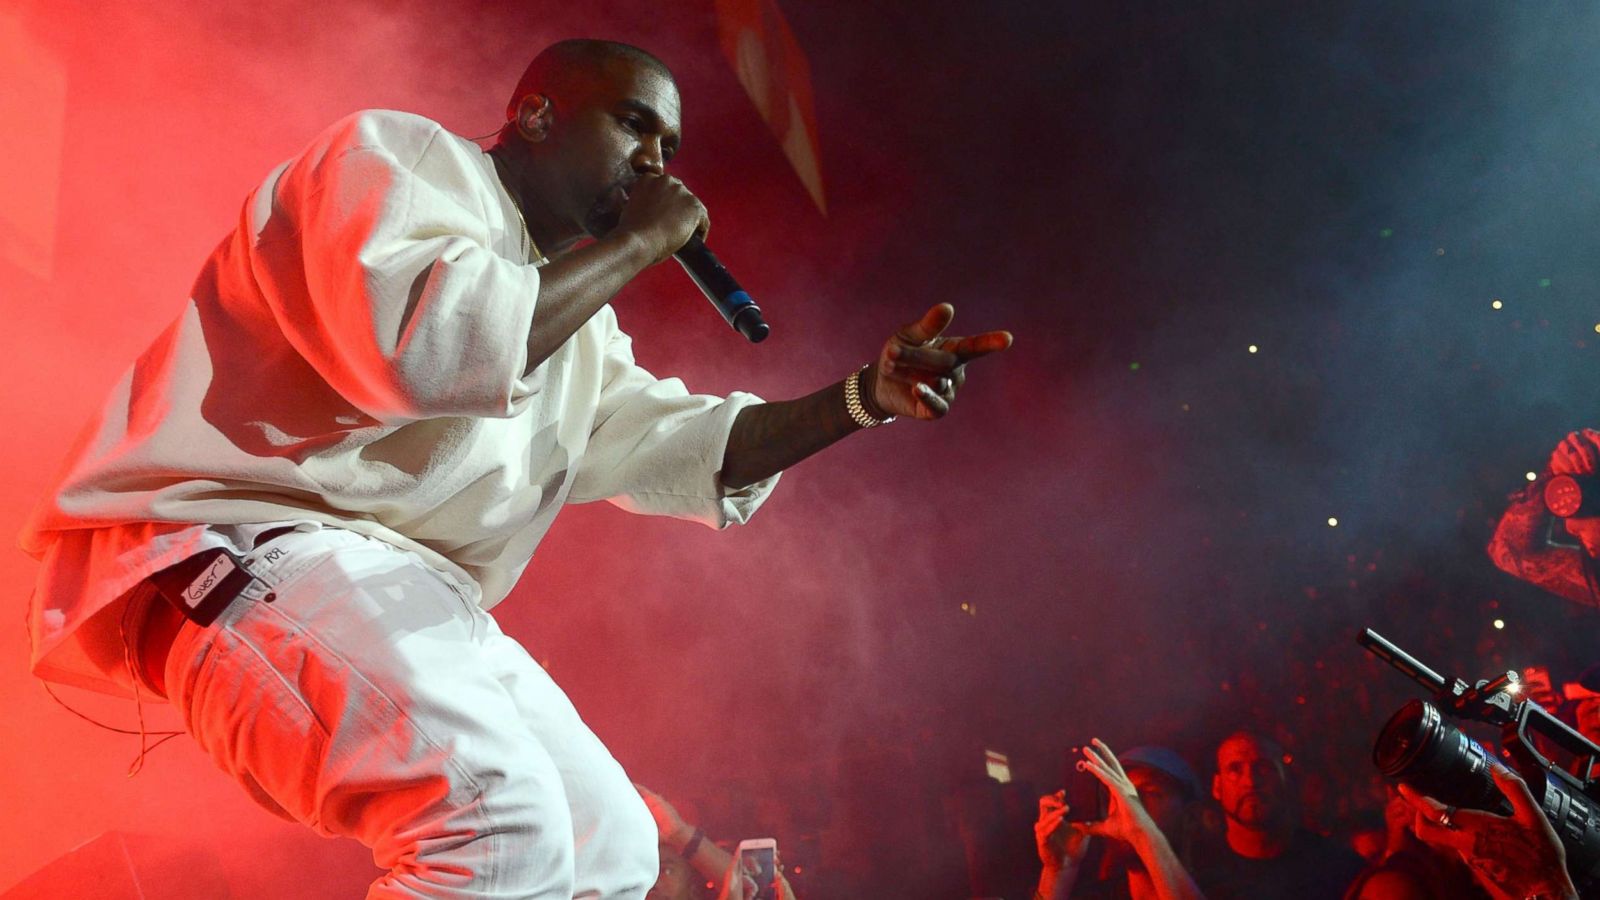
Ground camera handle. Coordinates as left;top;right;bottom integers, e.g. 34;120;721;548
1506;701;1600;794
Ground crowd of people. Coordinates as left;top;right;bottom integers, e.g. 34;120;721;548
634;723;1584;899
635;430;1600;899
639;708;1588;900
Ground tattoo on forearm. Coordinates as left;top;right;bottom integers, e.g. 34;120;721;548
1467;825;1565;896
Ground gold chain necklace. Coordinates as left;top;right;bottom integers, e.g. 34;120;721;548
506;192;548;267
490;148;548;267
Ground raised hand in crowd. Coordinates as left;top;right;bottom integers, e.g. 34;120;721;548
1075;739;1206;900
1034;788;1094;899
638;784;796;900
1398;764;1578;900
1550;429;1600;478
639;783;727;900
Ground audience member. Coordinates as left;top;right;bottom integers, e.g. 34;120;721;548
1559;663;1600;743
1343;810;1386;864
639;785;796;900
1034;739;1204;900
1341;783;1489;900
1189;731;1365;898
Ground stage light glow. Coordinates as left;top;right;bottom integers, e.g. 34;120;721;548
1493;619;1505;630
1248;344;1258;354
1491;299;1503;310
1327;517;1338;527
1526;471;1538;481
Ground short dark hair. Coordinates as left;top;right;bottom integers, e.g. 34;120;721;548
505;39;673;119
1215;730;1287;770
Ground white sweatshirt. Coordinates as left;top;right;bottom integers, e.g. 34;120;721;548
19;110;779;695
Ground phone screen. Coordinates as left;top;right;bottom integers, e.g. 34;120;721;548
735;840;779;900
1063;746;1109;822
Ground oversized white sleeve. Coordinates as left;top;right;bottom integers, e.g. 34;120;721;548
568;319;781;528
260;115;542;422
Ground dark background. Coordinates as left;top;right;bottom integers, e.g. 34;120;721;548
2;1;1596;895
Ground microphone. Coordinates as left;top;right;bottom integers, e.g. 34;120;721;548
674;236;769;343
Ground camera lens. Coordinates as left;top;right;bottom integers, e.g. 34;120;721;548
1373;700;1510;815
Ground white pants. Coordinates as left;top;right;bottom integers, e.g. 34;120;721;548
159;526;658;898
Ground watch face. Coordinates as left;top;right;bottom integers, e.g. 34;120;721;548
1546;476;1585;518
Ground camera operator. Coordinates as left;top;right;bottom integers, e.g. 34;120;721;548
1487;429;1600;607
1343;783;1489;900
1396;762;1578;900
1189;731;1364;899
1033;739;1205;900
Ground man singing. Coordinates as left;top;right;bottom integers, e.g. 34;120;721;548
19;39;1011;898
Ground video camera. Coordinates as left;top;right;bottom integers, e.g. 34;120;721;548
1360;628;1600;892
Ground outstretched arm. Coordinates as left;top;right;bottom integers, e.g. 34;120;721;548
720;303;1012;489
1486;431;1600;607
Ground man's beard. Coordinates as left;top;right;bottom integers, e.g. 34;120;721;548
582;174;633;238
1225;792;1277;830
583;199;622;238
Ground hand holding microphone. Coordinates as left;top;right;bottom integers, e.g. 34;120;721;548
614;173;708;265
616;174;768;343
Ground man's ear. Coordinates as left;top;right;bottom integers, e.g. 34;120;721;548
1211;773;1222;802
514;94;553;142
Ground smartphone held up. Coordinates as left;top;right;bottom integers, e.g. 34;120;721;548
733;838;780;900
1063;745;1110;823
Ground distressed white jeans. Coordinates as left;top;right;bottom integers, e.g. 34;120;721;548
160;526;657;898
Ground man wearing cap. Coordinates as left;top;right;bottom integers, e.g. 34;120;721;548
1033;741;1204;899
1488;429;1600;606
